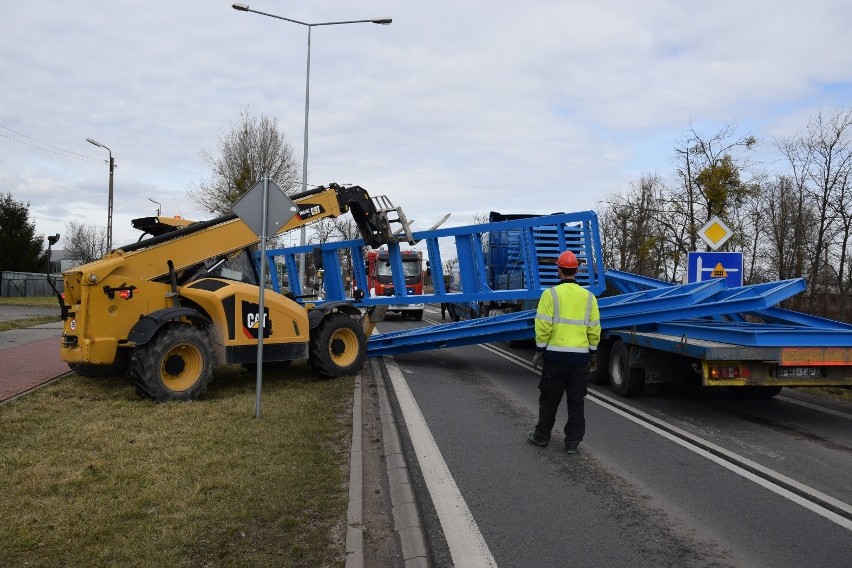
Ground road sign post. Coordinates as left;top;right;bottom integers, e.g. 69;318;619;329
232;179;298;418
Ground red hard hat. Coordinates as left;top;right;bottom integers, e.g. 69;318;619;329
557;250;578;269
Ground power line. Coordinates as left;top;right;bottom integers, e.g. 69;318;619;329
0;124;102;164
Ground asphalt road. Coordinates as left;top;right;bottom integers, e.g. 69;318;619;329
376;306;852;568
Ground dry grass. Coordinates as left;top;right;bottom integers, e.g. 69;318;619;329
0;315;59;332
0;364;354;568
798;386;852;402
0;297;59;307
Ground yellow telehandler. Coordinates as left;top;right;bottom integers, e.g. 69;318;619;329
59;183;412;401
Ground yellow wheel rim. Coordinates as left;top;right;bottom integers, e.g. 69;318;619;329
160;342;204;392
329;327;359;367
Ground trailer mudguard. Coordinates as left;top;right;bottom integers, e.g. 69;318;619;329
307;301;361;329
127;307;212;345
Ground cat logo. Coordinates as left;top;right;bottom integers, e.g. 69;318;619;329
298;203;325;220
242;300;272;339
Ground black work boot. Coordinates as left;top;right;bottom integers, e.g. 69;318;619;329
565;441;580;454
527;430;549;447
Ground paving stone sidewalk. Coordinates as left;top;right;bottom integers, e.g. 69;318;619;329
0;321;67;402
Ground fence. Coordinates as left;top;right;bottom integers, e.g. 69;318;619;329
0;271;64;297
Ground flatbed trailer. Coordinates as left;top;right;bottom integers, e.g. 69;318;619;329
599;270;852;396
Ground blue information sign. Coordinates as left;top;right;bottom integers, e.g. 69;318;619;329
687;251;743;288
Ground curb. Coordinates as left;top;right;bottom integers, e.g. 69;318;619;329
345;374;364;568
373;358;431;568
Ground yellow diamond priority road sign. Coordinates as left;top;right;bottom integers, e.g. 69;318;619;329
698;216;733;250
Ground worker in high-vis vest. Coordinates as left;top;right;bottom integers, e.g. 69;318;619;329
527;250;601;454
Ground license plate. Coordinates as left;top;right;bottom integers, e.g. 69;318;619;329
777;367;822;378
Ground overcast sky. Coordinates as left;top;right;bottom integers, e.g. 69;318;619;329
2;1;850;254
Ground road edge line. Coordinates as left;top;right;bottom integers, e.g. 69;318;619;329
382;356;498;568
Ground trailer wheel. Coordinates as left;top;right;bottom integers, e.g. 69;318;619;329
412;310;423;321
726;386;783;399
589;342;611;385
608;339;644;397
308;313;367;378
130;325;213;402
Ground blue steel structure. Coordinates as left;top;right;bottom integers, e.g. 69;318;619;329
265;210;606;307
262;210;852;394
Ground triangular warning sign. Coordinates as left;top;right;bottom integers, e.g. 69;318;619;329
711;262;727;278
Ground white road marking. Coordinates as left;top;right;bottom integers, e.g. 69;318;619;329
383;356;498;568
482;340;852;532
592;391;852;531
777;394;852;420
407;319;852;531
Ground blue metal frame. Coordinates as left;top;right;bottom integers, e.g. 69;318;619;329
257;216;852;357
263;211;606;306
366;278;831;357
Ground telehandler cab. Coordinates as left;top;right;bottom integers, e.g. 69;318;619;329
59;183;413;401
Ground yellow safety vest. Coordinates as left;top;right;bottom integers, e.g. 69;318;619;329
535;281;601;355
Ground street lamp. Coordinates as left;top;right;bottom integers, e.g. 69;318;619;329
86;137;115;251
232;3;391;290
46;233;60;274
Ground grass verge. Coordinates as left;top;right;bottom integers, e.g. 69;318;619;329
0;364;355;567
798;386;852;402
0;315;60;333
0;297;59;307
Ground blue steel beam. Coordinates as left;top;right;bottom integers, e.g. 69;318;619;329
653;321;852;347
752;307;852;331
366;278;811;356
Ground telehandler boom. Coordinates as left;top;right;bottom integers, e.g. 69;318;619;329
59;183;412;401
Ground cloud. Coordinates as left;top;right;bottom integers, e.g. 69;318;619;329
1;0;851;254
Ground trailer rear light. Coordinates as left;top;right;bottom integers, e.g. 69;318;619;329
710;365;749;379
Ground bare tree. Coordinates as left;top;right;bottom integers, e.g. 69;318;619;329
778;109;852;311
598;174;687;281
189;107;300;216
64;221;108;264
470;211;490;225
753;175;816;283
672;122;758;251
443;257;459;286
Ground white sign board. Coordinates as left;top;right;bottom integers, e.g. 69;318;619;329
231;179;298;237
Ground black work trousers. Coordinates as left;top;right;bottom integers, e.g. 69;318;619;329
534;359;589;446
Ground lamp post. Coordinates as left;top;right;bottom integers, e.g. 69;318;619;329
46;233;60;274
86;137;115;251
232;3;391;290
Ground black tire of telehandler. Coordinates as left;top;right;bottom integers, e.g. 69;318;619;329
69;351;130;378
608;339;645;397
130;324;214;402
308;312;367;378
